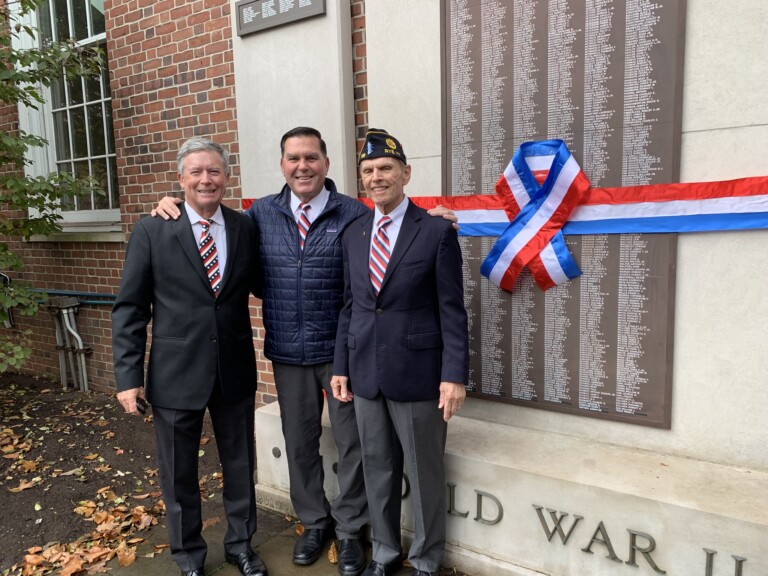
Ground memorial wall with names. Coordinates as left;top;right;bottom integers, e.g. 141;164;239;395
444;0;686;427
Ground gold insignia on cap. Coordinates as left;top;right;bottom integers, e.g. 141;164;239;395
385;138;397;150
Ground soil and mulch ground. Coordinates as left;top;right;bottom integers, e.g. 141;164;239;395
0;372;225;575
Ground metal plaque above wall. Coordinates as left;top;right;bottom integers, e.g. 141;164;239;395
236;0;326;37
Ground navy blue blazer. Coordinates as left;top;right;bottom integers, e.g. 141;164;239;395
333;199;469;402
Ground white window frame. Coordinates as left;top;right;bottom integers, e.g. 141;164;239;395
14;2;121;235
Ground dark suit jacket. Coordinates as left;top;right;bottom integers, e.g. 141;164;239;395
112;204;260;410
333;200;469;402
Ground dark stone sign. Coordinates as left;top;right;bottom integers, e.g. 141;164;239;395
236;0;326;37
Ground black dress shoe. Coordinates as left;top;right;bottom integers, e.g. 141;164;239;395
180;570;204;576
225;549;269;576
361;559;402;576
292;528;330;565
411;570;435;576
337;538;366;576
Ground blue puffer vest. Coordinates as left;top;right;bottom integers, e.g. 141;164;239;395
244;178;369;366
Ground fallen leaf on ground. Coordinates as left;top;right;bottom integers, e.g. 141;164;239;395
202;517;221;530
116;541;137;567
85;559;110;574
7;476;42;492
328;540;339;564
59;554;85;576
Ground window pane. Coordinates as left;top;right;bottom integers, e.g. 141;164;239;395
69;106;88;158
90;0;105;35
92;158;110;209
39;1;54;43
101;48;111;98
73;0;88;41
58;163;75;211
104;101;114;153
53;111;71;160
53;0;70;41
51;75;66;110
87;104;105;155
109;155;118;208
85;74;101;102
74;161;92;210
68;77;84;105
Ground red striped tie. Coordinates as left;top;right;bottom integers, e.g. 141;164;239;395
369;216;392;295
198;220;221;294
297;203;311;250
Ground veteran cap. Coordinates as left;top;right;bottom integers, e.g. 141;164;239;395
358;129;406;164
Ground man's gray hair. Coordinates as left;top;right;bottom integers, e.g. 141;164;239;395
177;137;231;176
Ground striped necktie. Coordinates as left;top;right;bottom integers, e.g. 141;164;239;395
297;203;311;250
369;216;392;295
198;220;221;294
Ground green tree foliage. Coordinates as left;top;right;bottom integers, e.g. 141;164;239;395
1;0;104;372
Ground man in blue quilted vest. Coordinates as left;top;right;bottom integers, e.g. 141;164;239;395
242;127;371;574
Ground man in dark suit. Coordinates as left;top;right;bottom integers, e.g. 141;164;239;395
331;129;469;576
112;137;268;576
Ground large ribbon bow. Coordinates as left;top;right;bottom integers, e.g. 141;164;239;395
481;140;590;291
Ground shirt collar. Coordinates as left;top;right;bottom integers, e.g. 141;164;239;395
290;186;330;217
373;196;409;227
184;202;224;226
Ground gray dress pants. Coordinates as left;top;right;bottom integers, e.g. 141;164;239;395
273;362;368;539
354;394;448;573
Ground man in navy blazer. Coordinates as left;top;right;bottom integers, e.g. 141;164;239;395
112;138;267;576
331;130;469;576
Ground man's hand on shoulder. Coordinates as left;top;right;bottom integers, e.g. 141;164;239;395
427;205;460;232
150;197;183;220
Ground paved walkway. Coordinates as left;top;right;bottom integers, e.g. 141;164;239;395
109;502;423;576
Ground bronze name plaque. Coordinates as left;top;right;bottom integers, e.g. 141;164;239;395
443;0;687;427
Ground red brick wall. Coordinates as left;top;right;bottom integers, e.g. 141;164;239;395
351;0;368;158
1;0;371;407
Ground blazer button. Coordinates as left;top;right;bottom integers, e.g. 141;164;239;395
210;336;217;343
375;308;383;316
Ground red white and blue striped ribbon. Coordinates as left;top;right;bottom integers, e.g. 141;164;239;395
242;150;768;293
389;176;768;238
480;140;590;291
